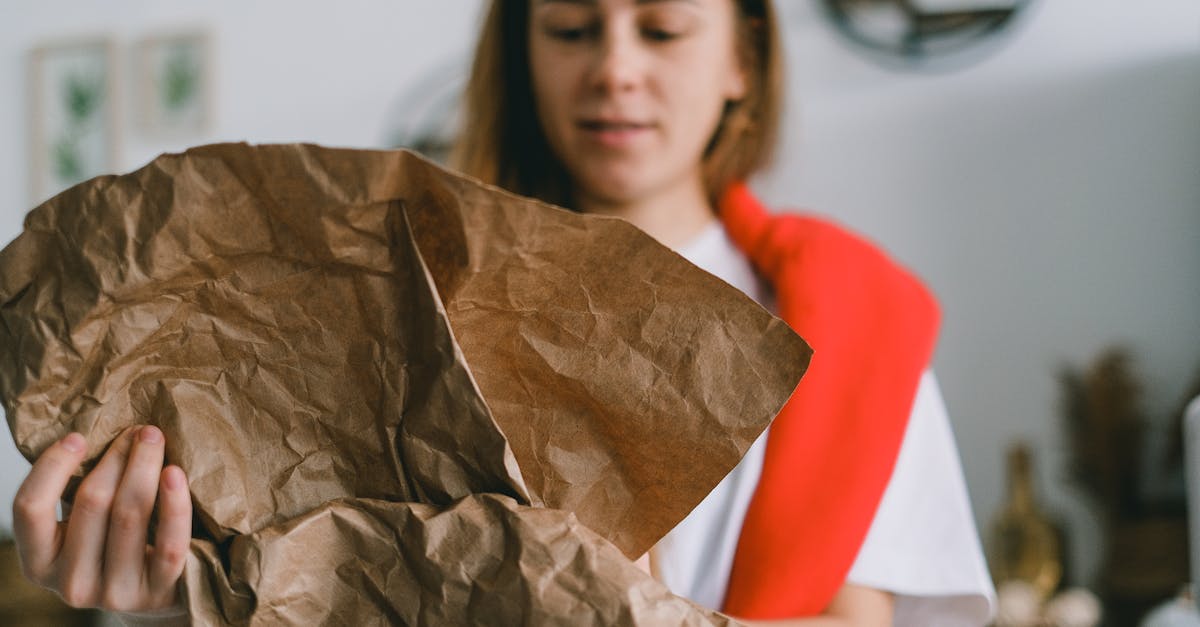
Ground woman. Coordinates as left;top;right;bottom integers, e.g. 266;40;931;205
456;1;994;624
13;0;994;624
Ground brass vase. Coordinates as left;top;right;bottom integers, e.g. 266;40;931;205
988;442;1064;601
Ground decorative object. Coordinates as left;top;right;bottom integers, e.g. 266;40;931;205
1186;396;1200;602
993;580;1102;627
136;30;212;136
1059;348;1191;625
995;580;1044;627
1165;365;1200;476
1139;586;1200;627
1060;349;1146;520
988;441;1064;600
817;0;1034;71
27;37;117;204
1043;588;1104;627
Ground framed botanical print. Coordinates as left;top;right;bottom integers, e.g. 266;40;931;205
28;37;118;204
137;30;213;137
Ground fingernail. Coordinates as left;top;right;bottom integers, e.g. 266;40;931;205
164;466;185;490
140;425;163;443
60;433;85;453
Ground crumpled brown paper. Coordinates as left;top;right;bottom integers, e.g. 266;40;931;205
0;143;811;625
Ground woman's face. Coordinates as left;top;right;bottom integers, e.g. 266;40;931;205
528;0;747;205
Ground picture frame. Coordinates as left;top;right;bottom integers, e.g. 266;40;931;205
27;37;118;204
136;30;213;137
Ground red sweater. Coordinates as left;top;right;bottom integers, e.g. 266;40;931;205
717;184;941;619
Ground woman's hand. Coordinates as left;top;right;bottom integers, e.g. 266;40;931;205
12;425;192;612
739;583;894;627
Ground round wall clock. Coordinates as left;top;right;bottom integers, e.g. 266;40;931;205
819;0;1035;71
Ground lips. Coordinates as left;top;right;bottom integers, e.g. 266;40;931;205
578;119;654;131
576;118;655;148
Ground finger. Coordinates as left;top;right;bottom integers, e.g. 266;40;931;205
57;427;138;607
147;465;191;606
12;433;87;582
102;426;166;607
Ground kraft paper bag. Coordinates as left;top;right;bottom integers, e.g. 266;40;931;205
0;143;810;625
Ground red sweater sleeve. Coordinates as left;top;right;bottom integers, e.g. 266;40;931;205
718;184;940;619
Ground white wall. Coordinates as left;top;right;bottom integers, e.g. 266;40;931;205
2;0;1199;589
0;0;487;234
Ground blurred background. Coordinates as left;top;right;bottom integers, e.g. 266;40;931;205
1;1;1198;625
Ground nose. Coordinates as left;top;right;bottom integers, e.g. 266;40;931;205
588;23;646;96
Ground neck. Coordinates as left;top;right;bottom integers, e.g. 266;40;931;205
575;176;716;249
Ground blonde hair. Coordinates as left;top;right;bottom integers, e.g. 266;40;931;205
451;0;784;209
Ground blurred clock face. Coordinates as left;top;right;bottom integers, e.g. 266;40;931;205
820;0;1034;70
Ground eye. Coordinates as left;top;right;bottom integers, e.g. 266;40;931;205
637;9;695;44
642;28;682;42
541;18;599;43
547;26;591;42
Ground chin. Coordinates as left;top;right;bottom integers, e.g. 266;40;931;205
578;180;649;207
573;165;658;206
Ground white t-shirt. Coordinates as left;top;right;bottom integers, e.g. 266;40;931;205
656;220;996;625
